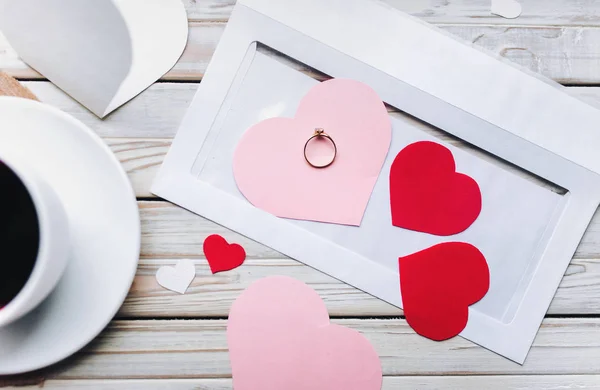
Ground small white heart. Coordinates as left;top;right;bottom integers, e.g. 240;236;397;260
156;259;196;294
491;0;522;19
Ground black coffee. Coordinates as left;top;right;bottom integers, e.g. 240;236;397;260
0;161;40;308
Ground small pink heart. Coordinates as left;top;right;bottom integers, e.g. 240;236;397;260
233;79;392;226
227;276;382;390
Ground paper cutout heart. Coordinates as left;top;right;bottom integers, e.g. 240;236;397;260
233;78;392;226
228;276;382;390
399;242;490;341
0;0;188;118
203;234;246;274
491;0;522;19
390;141;482;236
156;259;196;294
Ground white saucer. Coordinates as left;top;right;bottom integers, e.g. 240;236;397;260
0;97;140;374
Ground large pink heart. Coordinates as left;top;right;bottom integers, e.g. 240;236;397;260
227;276;383;390
233;79;392;226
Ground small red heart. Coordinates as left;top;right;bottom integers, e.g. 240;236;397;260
399;242;489;341
390;141;482;236
203;234;246;274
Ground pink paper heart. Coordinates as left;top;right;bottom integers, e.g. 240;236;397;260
227;276;383;390
233;79;392;225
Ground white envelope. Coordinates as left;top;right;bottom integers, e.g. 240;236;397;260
152;0;600;363
0;0;188;118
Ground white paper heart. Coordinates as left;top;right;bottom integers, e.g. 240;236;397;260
0;0;188;118
491;0;522;19
156;259;196;294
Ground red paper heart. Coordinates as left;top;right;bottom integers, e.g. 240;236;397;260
399;242;489;341
203;234;246;274
390;141;482;236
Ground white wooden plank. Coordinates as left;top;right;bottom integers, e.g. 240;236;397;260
182;0;600;27
12;0;584;26
383;0;600;26
122;258;399;318
444;24;600;84
3;23;600;83
120;257;600;318
137;201;600;260
20;83;600;199
182;0;235;22
20;84;600;140
129;201;600;317
25;82;197;138
138;201;280;260
9;319;600;378
107;139;169;198
7;376;600;389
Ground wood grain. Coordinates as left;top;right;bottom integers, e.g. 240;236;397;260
113;201;600;317
4;319;599;379
120;257;600;318
2;0;599;26
382;0;600;26
2;2;600;386
0;72;37;100
12;81;597;319
25;82;196;139
7;82;600;318
106;138;170;197
181;0;600;26
136;200;600;260
3;22;600;83
22;83;600;141
20;82;600;198
9;376;600;389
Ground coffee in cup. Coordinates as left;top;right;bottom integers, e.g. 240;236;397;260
0;154;70;327
0;161;40;308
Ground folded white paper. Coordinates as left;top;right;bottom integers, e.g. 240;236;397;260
0;0;188;118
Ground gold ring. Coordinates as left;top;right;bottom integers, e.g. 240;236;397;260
304;128;337;168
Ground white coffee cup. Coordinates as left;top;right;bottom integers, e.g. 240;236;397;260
0;152;70;327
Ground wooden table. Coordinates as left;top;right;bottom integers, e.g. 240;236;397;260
3;1;600;388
